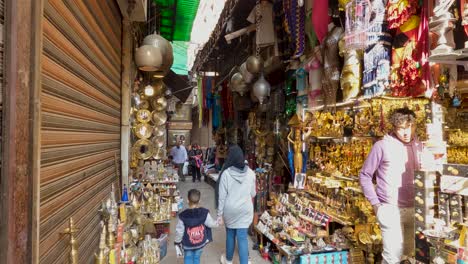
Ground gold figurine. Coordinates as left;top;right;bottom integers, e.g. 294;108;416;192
287;129;304;174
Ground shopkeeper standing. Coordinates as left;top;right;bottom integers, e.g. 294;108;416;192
170;140;188;182
359;107;422;264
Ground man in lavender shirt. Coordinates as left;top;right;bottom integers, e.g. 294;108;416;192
359;108;422;264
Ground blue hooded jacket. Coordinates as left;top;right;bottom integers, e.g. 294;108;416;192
178;208;213;250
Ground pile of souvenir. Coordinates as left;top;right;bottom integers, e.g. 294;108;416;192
93;165;181;263
447;129;468;164
255;192;382;263
131;79;169;169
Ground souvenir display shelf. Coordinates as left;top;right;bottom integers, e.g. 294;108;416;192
92;164;181;263
414;164;468;264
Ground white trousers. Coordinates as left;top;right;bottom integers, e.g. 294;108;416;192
376;204;415;264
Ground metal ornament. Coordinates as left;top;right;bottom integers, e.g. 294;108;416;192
151;111;167;126
142;33;174;76
253;73;271;104
136;109;151;123
240;62;254;83
152;96;168;111
135;45;163;72
138;99;150;110
152;146;166;160
230;72;249;96
153;125;165;137
246;56;264;74
152;79;165;97
134;123;153;139
152;136;165;148
134;139;154;160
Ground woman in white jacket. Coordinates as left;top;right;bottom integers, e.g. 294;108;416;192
217;145;256;264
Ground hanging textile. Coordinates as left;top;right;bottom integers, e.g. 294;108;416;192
197;77;203;127
362;0;392;97
283;0;306;58
247;1;275;47
311;0;331;44
212;92;222;130
221;81;232;121
387;0;418;29
390;14;426;97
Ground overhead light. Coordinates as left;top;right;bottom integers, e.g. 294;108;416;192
144;85;155;96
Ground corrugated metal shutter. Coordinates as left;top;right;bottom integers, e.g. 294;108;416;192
40;1;122;263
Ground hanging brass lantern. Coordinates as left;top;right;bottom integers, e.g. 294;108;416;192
142;34;174;77
239;62;254;83
133;139;154;160
151;111;167;126
134;123;152;139
230;72;249;96
253;73;271;104
135;45;163;72
153;125;165;137
136;109;151;123
152;136;165;148
246;56;264;74
152;96;168;111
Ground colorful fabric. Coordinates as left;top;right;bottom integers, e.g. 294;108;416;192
311;0;330;44
296;68;307;91
283;0;306;58
197;77;203;127
212;93;221;130
387;0;418;29
390;15;426;97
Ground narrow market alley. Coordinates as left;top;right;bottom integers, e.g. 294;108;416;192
162;180;269;264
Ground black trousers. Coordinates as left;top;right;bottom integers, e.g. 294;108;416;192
191;165;201;181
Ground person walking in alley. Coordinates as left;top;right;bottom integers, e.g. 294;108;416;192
359;107;422;264
217;145;256;264
175;189;220;264
188;143;204;182
170;140;188;181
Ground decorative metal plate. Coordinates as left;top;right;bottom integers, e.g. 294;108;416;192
134;123;152;139
151;110;167;126
133;139;154;160
136;109;151;123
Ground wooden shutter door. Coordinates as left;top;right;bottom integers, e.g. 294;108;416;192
40;0;122;263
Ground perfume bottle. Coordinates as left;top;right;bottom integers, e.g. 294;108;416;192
121;184;129;203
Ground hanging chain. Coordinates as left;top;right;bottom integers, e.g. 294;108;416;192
255;0;261;57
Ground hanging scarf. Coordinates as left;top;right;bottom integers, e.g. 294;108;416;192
197;77;203;127
212;93;222;130
418;0;431;98
387;0;418;29
283;0;306;58
390;15;425;97
311;0;330;44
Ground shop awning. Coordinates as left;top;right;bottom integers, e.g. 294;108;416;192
153;0;200;41
163;70;192;103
